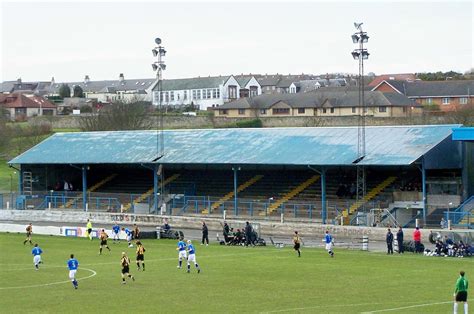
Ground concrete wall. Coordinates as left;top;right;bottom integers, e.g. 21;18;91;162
0;209;434;242
30;113;456;130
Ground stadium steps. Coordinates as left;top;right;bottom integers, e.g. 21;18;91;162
122;173;181;212
263;175;320;215
61;173;118;208
347;176;397;214
202;175;264;214
455;196;474;226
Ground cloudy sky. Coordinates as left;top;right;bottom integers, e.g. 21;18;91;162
1;0;472;82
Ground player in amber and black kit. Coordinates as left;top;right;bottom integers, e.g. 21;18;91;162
99;229;111;255
23;223;33;245
136;241;146;271
121;252;135;284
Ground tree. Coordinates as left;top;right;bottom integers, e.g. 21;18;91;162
73;85;84;98
58;84;71;98
78;98;153;131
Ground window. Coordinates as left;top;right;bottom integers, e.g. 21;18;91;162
378;106;387;113
272;86;276;90
460;97;468;105
219;109;228;115
192;90;196;100
197;90;201;100
272;108;290;115
207;89;212;99
238;109;245;115
165;92;169;102
322;108;327;114
212;89;217;98
201;89;207;99
260;109;266;115
216;88;220;99
403;107;407;113
330;108;334;114
352;107;356;113
425;98;433;105
442;97;450;105
250;86;258;97
170;91;174;101
298;108;305;114
183;91;187;100
228;86;238;99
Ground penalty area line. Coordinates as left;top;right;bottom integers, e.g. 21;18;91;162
0;267;97;290
360;298;474;313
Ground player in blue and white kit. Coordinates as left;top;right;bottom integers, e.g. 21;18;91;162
324;230;334;257
112;224;121;243
67;254;79;289
186;240;201;274
122;227;133;247
176;239;187;269
32;243;43;270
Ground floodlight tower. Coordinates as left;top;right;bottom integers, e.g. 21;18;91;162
151;37;167;213
351;23;369;210
152;37;167;160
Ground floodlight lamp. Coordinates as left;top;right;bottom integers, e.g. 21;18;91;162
160;64;167;70
351;34;360;43
155;37;162;45
361;34;369;43
159;48;167;56
351;51;360;60
152;49;159;57
152;64;158;71
361;51;370;59
354;22;363;30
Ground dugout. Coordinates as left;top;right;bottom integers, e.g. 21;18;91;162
7;125;466;225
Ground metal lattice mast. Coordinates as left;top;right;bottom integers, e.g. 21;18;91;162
152;38;167;160
351;23;369;211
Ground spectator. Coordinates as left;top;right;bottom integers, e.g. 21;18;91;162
386;228;394;254
245;222;253;247
201;221;209;246
413;227;421;253
396;227;404;254
440;217;448;229
162;219;171;231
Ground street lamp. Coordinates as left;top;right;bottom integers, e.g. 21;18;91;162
351;22;369;211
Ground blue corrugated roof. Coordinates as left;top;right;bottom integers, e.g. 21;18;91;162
8;125;460;166
452;127;474;141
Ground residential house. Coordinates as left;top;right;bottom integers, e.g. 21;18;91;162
151;75;262;110
367;73;416;87
0;93;56;120
214;90;421;118
371;79;474;111
289;78;349;93
256;74;317;94
1;78;55;96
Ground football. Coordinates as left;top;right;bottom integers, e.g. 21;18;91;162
128;244;133;248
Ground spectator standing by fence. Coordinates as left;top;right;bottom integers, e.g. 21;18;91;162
396;227;404;254
386;228;394;254
201;221;209;246
440;217;448;229
413;227;421;253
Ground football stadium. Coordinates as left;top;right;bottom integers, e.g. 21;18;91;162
1;125;473;313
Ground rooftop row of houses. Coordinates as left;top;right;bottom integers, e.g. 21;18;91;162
0;93;57;120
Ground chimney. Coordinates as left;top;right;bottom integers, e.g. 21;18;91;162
119;73;125;82
84;75;90;84
51;77;55;84
17;78;22;84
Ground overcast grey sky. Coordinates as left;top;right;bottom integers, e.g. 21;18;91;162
1;0;473;82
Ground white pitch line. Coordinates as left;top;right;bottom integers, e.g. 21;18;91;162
0;267;97;290
260;302;384;313
360;299;474;313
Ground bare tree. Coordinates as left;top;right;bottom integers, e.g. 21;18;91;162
446;104;474;126
79;98;154;131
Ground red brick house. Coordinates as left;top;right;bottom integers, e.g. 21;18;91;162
371;80;474;112
367;73;416;88
0;93;57;120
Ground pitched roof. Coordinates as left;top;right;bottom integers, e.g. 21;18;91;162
367;73;416;87
8;125;460;166
234;75;254;88
0;93;56;109
158;76;231;91
373;79;474;98
49;79;156;94
218;90;418;110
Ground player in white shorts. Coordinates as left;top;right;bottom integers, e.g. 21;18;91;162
324;230;334;257
176;239;187;269
186;240;201;273
32;244;43;270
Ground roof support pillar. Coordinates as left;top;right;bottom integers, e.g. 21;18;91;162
153;164;159;213
18;166;23;194
232;166;240;216
82;165;88;212
421;158;427;226
321;167;327;225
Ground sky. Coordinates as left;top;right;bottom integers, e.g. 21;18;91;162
0;0;473;82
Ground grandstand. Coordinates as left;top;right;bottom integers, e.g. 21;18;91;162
6;125;471;227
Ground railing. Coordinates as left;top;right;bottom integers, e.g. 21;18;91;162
445;211;472;229
449;196;474;224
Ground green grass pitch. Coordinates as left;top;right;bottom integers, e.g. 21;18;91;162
0;233;471;313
